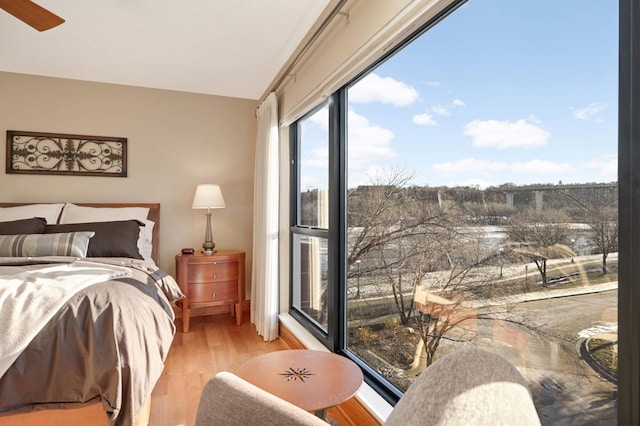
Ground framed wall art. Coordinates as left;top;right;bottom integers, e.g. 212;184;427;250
5;130;127;177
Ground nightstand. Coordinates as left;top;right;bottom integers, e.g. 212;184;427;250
175;250;245;332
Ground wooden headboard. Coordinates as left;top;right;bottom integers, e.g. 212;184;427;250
0;203;161;263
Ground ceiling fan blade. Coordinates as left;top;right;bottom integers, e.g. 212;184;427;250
0;0;64;31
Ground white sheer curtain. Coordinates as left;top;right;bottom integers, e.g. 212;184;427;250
250;92;280;341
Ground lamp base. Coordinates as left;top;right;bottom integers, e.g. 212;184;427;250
202;210;216;255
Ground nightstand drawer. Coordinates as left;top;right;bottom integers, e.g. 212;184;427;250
188;261;239;283
176;250;245;331
189;281;238;303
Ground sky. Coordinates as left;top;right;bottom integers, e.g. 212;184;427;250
301;0;619;190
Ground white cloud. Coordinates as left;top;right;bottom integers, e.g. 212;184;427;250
583;155;617;181
573;102;606;120
414;103;457;126
303;108;399;188
463;119;550;149
349;73;419;107
527;114;542;125
431;105;451;116
432;158;574;176
299;107;329;173
347;110;397;169
298;108;399;188
432;158;507;175
307;106;329;130
300;139;328;190
303;145;329;168
425;81;442;87
412;112;438;126
511;159;574;174
452;98;465;107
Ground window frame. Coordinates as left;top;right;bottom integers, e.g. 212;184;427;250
290;88;406;403
289;0;638;420
617;0;639;423
289;100;333;346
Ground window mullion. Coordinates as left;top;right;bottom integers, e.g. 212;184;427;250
327;89;348;352
326;92;338;351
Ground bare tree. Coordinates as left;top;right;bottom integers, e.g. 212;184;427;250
409;248;546;370
412;263;476;367
556;188;618;274
587;206;618;274
373;218;460;325
506;209;571;287
347;170;551;376
347;168;455;304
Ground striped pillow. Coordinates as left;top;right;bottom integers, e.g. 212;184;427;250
0;232;95;257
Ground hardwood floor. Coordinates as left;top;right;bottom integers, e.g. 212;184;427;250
149;314;289;426
0;313;378;426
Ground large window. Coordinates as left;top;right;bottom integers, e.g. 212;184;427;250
291;0;626;423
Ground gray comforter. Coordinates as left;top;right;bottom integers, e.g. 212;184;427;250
0;256;184;426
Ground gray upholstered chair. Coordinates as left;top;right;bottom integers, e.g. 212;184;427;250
195;348;541;426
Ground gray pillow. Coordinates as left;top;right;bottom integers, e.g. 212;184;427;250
45;220;143;259
0;217;47;235
0;232;95;257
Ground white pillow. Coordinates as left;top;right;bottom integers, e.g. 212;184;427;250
139;219;155;262
0;204;64;224
59;204;155;263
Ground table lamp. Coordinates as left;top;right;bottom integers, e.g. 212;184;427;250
192;184;225;254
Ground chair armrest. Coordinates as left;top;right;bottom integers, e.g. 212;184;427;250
195;371;327;426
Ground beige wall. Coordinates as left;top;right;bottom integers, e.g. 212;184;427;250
0;72;257;291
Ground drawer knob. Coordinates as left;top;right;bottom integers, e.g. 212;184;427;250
213;272;217;279
211;291;217;299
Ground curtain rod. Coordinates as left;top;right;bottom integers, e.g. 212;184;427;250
258;0;349;106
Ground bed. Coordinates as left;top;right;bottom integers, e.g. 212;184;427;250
0;203;183;426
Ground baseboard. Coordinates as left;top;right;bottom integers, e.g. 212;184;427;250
279;320;307;349
330;397;382;426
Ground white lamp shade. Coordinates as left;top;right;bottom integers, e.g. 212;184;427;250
192;184;226;209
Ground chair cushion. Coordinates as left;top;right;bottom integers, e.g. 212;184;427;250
195;372;326;426
384;348;540;426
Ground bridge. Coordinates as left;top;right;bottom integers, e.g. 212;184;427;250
483;183;618;211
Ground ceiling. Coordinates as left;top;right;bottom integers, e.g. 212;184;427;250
0;0;330;100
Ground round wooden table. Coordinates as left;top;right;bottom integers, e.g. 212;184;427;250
233;349;364;417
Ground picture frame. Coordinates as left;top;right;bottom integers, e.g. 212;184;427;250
5;130;127;177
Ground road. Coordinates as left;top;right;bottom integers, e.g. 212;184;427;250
475;290;617;426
